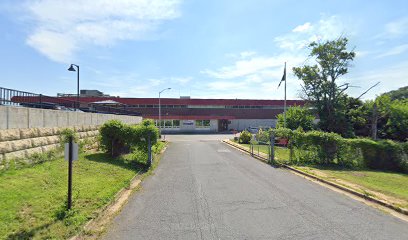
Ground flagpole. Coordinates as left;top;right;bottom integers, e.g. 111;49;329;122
284;62;287;128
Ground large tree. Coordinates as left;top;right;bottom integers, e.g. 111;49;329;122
293;37;356;136
276;106;315;131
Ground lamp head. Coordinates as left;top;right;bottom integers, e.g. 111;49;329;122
68;64;76;72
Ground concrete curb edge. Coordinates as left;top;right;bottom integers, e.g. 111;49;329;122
222;139;408;216
70;143;169;240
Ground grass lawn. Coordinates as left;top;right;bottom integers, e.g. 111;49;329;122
232;140;408;209
297;166;408;209
0;150;153;239
234;142;290;163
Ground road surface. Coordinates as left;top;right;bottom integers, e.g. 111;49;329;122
103;134;407;240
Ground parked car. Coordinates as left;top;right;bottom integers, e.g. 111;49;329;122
246;127;259;133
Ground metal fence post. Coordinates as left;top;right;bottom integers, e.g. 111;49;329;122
270;132;275;164
148;133;152;167
67;136;73;210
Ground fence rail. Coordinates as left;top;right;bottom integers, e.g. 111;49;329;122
0;87;141;116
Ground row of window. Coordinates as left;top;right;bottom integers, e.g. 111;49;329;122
153;120;211;128
127;104;284;109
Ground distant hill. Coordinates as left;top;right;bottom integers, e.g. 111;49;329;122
382;86;408;100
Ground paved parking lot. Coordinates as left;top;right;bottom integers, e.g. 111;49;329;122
104;134;408;240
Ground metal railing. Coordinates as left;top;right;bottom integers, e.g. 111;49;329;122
0;87;141;116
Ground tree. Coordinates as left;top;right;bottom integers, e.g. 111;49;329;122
382;86;408;101
293;37;356;136
349;94;408;141
276;106;315;131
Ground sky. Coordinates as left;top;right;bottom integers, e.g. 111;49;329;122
0;0;407;100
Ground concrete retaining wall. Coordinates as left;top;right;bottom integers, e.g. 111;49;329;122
0;125;100;170
0;105;142;129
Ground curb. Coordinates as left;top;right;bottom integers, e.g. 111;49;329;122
222;139;408;216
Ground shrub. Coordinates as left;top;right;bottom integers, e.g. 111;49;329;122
276;106;315;130
99;119;160;157
256;128;270;143
239;130;252;144
141;119;155;127
351;139;408;172
99;120;128;157
268;127;408;172
59;128;78;145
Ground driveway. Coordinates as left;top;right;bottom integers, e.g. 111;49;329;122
103;134;407;239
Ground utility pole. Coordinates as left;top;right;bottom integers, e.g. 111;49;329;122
284;62;287;128
371;102;378;140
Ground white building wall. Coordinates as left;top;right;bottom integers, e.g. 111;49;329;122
229;119;277;131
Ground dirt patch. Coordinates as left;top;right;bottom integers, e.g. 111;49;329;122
350;172;367;178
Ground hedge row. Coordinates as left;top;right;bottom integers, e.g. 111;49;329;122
270;128;408;173
99;119;159;157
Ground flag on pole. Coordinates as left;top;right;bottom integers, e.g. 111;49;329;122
278;64;286;88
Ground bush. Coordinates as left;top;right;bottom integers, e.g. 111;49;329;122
269;128;408;172
276;106;315;130
99;120;160;157
99;120;128;157
351;139;408;172
256;128;270;143
59;128;78;145
239;130;252;144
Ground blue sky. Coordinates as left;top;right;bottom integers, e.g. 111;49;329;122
0;0;407;100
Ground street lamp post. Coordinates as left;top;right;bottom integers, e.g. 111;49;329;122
68;64;80;110
159;88;171;138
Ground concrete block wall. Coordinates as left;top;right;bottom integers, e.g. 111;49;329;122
0;126;100;170
0;105;142;129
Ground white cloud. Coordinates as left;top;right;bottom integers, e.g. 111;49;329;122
347;61;408;99
170;77;192;85
292;22;312;33
375;44;408;58
199;15;357;100
22;0;182;62
239;51;257;58
201;53;304;79
275;15;349;51
385;17;408;38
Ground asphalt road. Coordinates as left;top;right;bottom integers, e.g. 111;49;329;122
103;134;408;240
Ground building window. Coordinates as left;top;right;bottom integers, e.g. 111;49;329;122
173;120;180;128
195;120;210;128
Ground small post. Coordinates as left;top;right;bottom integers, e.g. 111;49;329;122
147;133;152;167
372;102;378;140
67;136;73;210
269;132;275;164
257;144;259;156
39;94;43;108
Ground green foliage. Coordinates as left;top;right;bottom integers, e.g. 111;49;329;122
141;119;155;126
99;119;160;157
59;128;78;145
384;99;408;141
350;94;408;141
99;120;128;157
239;130;252;144
351;139;408;172
293;37;356;136
0;152;140;239
256;128;270;143
270;128;407;172
383;85;408;101
276;106;315;130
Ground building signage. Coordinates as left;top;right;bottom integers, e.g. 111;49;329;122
183;120;194;125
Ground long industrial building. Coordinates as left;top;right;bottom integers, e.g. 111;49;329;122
78;97;305;133
11;93;305;132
